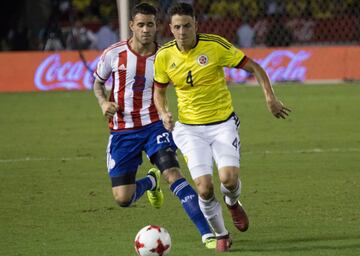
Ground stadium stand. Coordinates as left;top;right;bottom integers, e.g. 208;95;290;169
0;0;359;51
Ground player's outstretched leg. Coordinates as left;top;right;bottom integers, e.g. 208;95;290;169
146;168;164;209
170;177;216;249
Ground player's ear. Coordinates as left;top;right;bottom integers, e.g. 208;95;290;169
169;23;173;34
129;20;134;32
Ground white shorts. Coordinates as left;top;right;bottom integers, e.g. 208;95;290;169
172;114;240;180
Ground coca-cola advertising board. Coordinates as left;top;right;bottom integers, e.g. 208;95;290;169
0;46;359;92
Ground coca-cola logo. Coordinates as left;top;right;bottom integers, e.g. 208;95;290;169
34;50;310;91
34;54;100;90
225;50;311;83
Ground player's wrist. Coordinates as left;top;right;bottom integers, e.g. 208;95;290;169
265;94;276;103
99;100;108;107
159;110;169;118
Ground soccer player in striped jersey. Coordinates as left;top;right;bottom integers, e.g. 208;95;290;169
153;2;291;252
93;3;216;249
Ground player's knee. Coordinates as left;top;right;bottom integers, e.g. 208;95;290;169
195;180;214;200
113;192;133;208
219;167;239;189
150;148;180;173
162;167;183;184
220;177;238;190
198;188;214;200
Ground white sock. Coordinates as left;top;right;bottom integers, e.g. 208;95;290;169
201;233;214;243
198;195;228;237
221;179;241;206
147;175;156;190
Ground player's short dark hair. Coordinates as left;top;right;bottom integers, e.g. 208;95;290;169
131;2;157;20
169;2;195;18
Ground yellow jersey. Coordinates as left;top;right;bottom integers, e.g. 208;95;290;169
154;33;247;124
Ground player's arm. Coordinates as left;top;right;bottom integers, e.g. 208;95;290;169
153;83;174;131
93;78;118;119
241;58;291;119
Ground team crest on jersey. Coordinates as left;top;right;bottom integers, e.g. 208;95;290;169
197;55;208;66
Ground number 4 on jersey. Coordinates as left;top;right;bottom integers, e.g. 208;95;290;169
186;70;194;87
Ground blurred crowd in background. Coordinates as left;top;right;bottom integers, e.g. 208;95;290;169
0;0;359;52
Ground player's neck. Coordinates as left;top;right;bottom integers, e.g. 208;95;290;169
177;37;197;53
129;38;156;56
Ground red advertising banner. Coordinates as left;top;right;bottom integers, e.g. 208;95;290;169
0;51;100;92
226;46;360;83
0;46;359;92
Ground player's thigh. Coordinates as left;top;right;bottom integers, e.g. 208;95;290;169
144;121;177;160
211;117;240;170
106;133;144;187
172;122;213;180
145;122;183;182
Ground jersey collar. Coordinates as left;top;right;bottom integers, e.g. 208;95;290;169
127;38;158;58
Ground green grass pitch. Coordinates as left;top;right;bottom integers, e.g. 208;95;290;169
0;83;359;256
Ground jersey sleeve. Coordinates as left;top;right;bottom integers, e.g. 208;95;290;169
153;51;170;86
217;37;247;68
93;49;112;82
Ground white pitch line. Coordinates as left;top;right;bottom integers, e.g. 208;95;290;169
0;148;358;164
242;148;360;155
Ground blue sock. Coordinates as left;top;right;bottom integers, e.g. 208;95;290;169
132;176;153;203
170;178;212;237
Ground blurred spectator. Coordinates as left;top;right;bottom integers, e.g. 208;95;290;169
58;0;71;22
208;0;227;18
39;2;66;52
238;0;260;19
94;18;118;50
285;0;309;18
193;0;212;20
236;16;255;48
310;0;333;19
72;0;92;14
265;14;293;47
7;19;30;51
40;19;65;51
265;0;285;16
98;0;118;20
66;17;97;50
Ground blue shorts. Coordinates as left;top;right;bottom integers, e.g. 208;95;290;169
106;121;177;181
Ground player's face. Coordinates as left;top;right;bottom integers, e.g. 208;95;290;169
170;15;197;51
130;14;156;45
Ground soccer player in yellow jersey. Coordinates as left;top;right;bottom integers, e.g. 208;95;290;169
153;2;291;252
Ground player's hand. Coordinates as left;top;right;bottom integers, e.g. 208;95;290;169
266;98;291;119
161;112;174;131
101;101;119;119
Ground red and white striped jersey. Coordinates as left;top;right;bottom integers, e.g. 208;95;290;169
94;40;160;131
